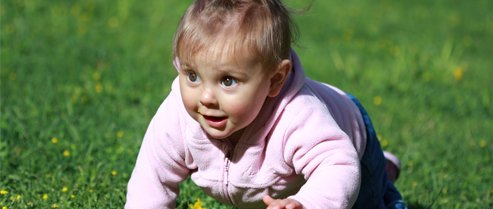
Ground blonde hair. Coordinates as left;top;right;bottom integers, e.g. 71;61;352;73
173;0;297;69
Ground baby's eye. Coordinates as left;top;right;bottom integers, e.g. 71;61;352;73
220;76;238;87
186;71;200;83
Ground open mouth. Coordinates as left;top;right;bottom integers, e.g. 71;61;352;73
202;115;227;128
203;115;227;122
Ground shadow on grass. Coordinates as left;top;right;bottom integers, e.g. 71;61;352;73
407;201;433;209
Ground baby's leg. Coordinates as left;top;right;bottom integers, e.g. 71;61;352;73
383;151;407;209
384;151;401;182
347;94;407;209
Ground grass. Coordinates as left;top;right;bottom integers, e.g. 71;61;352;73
1;0;492;208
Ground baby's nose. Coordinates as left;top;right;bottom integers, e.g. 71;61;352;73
200;88;217;107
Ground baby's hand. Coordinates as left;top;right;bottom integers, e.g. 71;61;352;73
263;195;303;209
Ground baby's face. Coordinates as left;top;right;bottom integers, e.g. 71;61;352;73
178;48;274;140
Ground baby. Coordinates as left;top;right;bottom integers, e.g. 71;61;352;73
126;0;407;208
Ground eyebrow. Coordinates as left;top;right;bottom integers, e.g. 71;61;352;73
215;65;251;78
179;57;257;78
178;61;194;70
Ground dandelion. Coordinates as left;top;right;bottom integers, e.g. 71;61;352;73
189;198;205;209
0;190;8;195
70;194;76;199
390;46;401;57
2;206;7;209
373;96;382;106
62;186;68;193
108;17;120;28
9;194;21;202
442;187;448;195
116;131;124;139
92;71;101;81
380;139;389;148
95;83;103;93
453;66;464;81
343;29;353;42
42;193;49;200
111;170;118;176
9;72;16;81
51;203;59;208
422;71;431;81
63;150;71;157
439;172;449;180
71;87;82;104
377;134;388;148
479;139;487;148
406;160;414;170
51;137;59;144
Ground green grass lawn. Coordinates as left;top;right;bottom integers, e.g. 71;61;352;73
1;0;492;208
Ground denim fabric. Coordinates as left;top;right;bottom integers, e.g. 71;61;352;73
348;95;404;209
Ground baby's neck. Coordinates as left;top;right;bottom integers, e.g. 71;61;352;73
228;129;244;147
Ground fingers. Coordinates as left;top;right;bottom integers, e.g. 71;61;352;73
263;195;275;206
263;195;303;209
285;202;300;209
264;195;282;209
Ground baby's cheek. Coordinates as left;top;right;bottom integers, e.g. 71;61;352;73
181;97;198;119
230;101;262;123
227;103;249;117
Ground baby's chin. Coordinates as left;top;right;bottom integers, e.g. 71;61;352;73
203;126;244;141
202;128;233;140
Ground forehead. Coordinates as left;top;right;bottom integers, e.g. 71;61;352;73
179;32;261;68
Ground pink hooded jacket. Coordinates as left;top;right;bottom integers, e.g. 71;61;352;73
125;51;367;209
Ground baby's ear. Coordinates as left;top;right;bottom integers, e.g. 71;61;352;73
268;59;291;97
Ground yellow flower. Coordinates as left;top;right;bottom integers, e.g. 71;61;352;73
95;83;103;93
92;71;101;81
62;186;68;193
108;17;120;29
9;194;21;202
377;135;388;148
51;137;59;144
406;160;414;168
373;96;382;106
412;181;418;188
0;190;8;195
422;71;431;81
63;150;71;157
9;72;16;81
380;139;389;148
42;193;49;200
453;66;464;81
111;170;118;176
116;131;124;139
442;187;448;195
70;194;76;199
479;139;487;148
189;198;205;209
51;203;59;208
2;206;7;209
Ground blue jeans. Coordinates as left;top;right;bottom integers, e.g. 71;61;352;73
348;95;406;209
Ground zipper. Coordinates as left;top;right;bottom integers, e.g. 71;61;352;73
222;144;235;205
223;157;234;204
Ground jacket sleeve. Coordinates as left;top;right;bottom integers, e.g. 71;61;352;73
283;106;361;209
125;89;189;209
